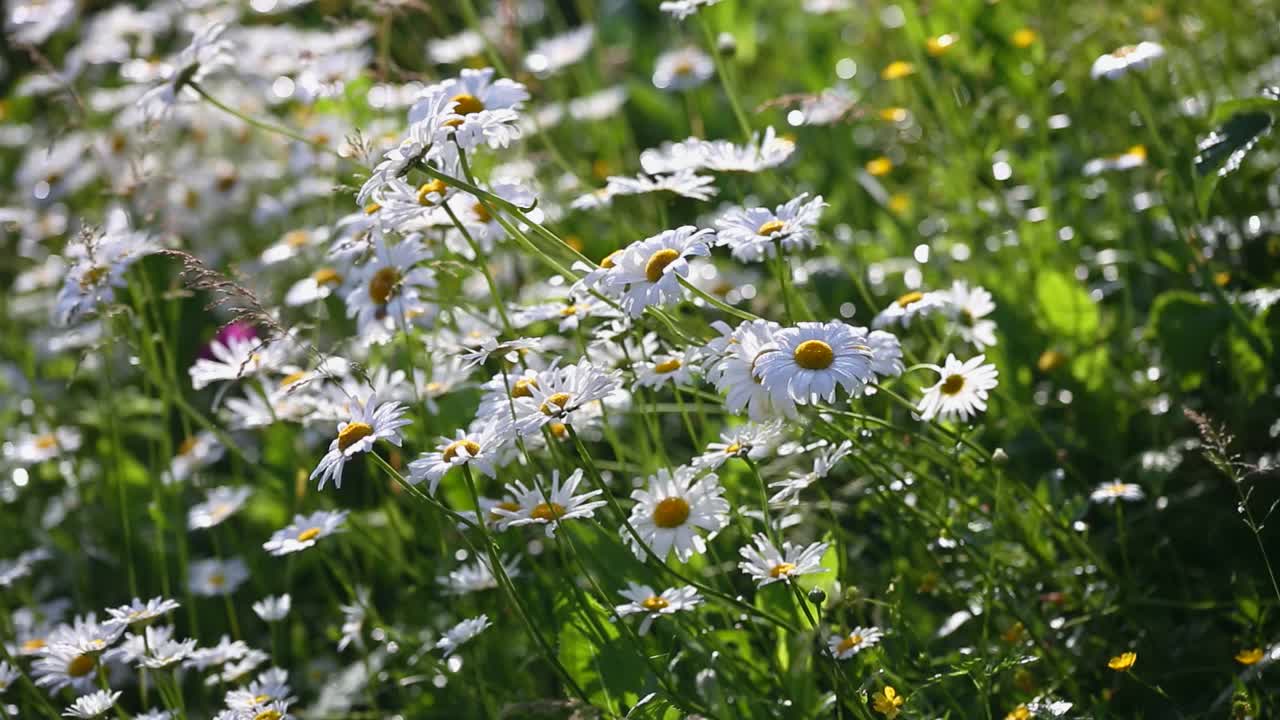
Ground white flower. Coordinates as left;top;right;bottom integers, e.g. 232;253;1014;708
428;29;487;65
706;319;788;419
659;0;721;20
872;289;949;329
264;510;349;556
614;583;702;635
716;193;826;262
1026;697;1074;717
692;420;784;470
33;639;114;695
604;169;718;202
0;661;19;693
188;557;250;597
1091;41;1165;80
625;466;730;562
635;347;700;389
754;321;875;406
343;234;436;342
863;329;905;380
357;94;459;205
224;667;294;711
653;47;714;90
188;335;285;390
436;615;491;657
640;137;709;175
737;533;829;587
437;555;520;595
505;359;622;438
285;265;345;306
183;635;249;671
524;25;594;76
916;354;999;422
166;431;225;484
188;486;253;531
104;597;180;629
338;587;370;652
413;68;528;152
1090;482;1145;504
827;626;884;659
5;426;81;464
310;394;411;491
54;220;154;326
136;626;197;669
699;127;797;174
943;281;998;350
134;711;173;720
0;548;50;589
252;595;292;622
408;423;506;493
604;226;714;317
63;689;121;718
1083;144;1148;176
492;469;605;536
137;23;234;122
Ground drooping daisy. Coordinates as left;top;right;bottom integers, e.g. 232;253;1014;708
343;234;436;342
653;46;714;90
188;557;250;597
408;422;506;493
263;510;349;556
943;281;998;350
614;582;702;635
524;24;594;76
436;615;491;657
626;466;730;562
716;193;827;262
104;597;180;629
692;420;784;470
183;635;250;671
604;169;718;202
828;626;884;660
863;328;905;380
62;689;122;719
135;626;198;670
413;68;529;152
491;469;605;537
437;555;520;595
872;289;949;329
506;359;622;438
1089;482;1145;504
252;595;292;622
357;92;460;205
1090;41;1165;80
916;354;999;422
603;226;714;317
136;23;234;122
737;533;829;587
188;486;253;531
310;394;410;491
699;127;797;174
659;0;721;20
640;137;709;175
754;321;875;406
0;661;18;693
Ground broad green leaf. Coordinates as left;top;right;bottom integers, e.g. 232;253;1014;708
1194;110;1274;213
1146;291;1228;390
556;590;647;710
1035;271;1099;341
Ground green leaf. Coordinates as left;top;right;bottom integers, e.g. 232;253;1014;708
1146;291;1229;390
1194;110;1274;213
556;590;647;710
1070;346;1109;391
1035;271;1099;341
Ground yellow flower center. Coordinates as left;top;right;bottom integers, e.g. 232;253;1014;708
881;60;915;80
769;562;797;578
641;595;669;611
559;304;580;317
296;527;322;542
416;179;448;206
539;392;572;415
284;230;310;248
940;374;965;396
177;436;198;456
654;358;682;374
364;202;382;215
472;203;491;223
21;638;46;652
757;219;786;236
724;443;741;455
837;633;863;654
1236;648;1265;665
673;60;694;76
442;439;481;462
489;501;520;523
368;267;401;305
34;434;58;450
600;250;622;269
652;497;690;528
280;370;307;388
793;339;835;370
451;93;485;115
254;710;283;720
549;422;569;439
896;291;924;308
512;378;539;398
67;654;96;678
926;34;957;56
1005;706;1031;720
79;265;109;290
312;267;342;286
880;107;908;123
1113;45;1137;58
531;502;567;522
337;422;374;452
865;157;893;177
644;248;681;283
252;694;272;705
1011;28;1037;48
208;573;226;588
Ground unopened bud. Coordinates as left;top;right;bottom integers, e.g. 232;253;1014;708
717;32;737;57
807;587;827;605
992;448;1009;464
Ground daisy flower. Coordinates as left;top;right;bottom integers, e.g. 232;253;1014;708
916;354;999;422
863;328;905;380
653;46;714;90
604;169;718;202
166;431;224;484
699;127;797;173
1083;144;1147;176
285;265;345;306
188;486;253;531
263;510;349;556
0;661;18;693
1089;482;1145;504
437;555;520;595
188;334;283;390
706;319;788;419
134;712;173;720
754;321;875;406
136;23;234;122
491;469;605;537
436;615;491;657
136;626;197;669
188;557;250;597
660;0;721;20
413;68;528;152
1091;41;1165;80
737;533;830;587
524;24;594;76
604;226;714;317
635;347;699;389
310;394;410;491
640;137;709;175
872;289;949;329
343;234;436;342
33;643;111;695
63;689;121;719
716;193;827;262
357;91;460;205
252;595;292;622
692;420;784;470
104;597;179;629
943;281;998;350
54;221;154;326
408;422;506;493
614;583;702;635
5;426;81;464
225;668;294;711
625;466;730;562
507;359;622;438
828;626;884;659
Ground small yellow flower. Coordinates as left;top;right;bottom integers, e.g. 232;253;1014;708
888;194;911;216
1214;271;1231;287
926;33;958;57
879;107;908;123
865;157;894;177
872;686;905;718
1036;349;1066;373
1235;647;1265;665
1011;28;1038;49
882;61;916;80
1108;651;1137;671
